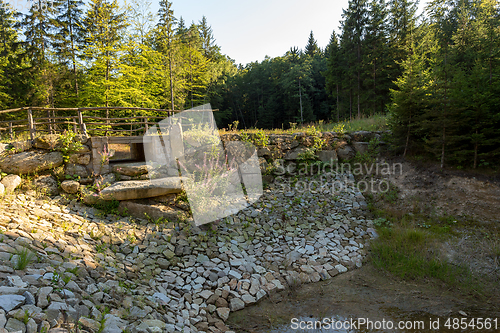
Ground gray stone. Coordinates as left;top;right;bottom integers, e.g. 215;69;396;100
25;319;36;333
0;151;63;175
69;154;91;165
61;180;80;194
229;298;245;312
336;145;355;161
37;287;53;308
317;150;338;163
284;147;309;160
65;164;88;178
22;292;35;306
136;320;166;331
0;287;25;295
241;294;256;305
0;295;25;312
33;175;59;196
152;292;169;305
112;163;151;177
101;314;128;333
79;317;100;332
5;318;25;333
352;142;369;154
100;178;184;201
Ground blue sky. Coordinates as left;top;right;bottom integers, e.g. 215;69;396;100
169;0;348;66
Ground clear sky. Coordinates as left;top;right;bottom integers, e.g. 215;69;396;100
169;0;428;66
169;0;348;66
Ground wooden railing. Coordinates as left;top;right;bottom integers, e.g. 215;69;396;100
0;107;217;141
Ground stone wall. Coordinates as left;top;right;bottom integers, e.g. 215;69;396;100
220;130;386;172
0;130;386;198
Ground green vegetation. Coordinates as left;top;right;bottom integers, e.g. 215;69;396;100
0;0;498;169
367;181;486;297
14;247;36;270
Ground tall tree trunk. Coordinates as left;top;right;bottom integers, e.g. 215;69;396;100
169;48;174;110
336;84;339;122
68;0;78;100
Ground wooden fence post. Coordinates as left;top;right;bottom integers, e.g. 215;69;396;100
28;108;35;141
8;122;13;140
144;117;148;134
47;110;53;134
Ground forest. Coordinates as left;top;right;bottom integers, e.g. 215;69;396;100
0;0;499;168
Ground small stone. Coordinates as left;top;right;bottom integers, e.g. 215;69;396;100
241;294;256;305
335;264;348;273
61;180;80;194
216;307;230;321
37;287;52;309
229;298;245;312
5;318;25;333
79;317;100;332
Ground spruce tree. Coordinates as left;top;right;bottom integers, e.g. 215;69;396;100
53;0;85;106
305;31;321;57
81;0;128;107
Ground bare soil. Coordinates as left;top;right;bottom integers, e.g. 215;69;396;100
228;159;500;332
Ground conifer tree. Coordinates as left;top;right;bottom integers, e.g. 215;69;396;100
53;0;84;106
81;0;128;108
305;31;321;57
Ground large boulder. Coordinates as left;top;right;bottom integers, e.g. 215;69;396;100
336;145;355;161
65;164;89;178
317;150;338;164
33;175;59;196
1;174;22;193
284;147;309;160
118;201;186;221
352;142;369;154
99;177;184;201
0;151;63;175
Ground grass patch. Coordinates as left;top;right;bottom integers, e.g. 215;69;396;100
370;225;482;295
219;114;388;135
367;184;483;296
14;247;36;270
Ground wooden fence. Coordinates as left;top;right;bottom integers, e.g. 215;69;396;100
0;106;217;141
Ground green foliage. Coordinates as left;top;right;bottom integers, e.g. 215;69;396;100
14;247;36;270
58;131;84;163
370;226;478;292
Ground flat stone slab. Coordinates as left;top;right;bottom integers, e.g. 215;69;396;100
112;162;152;177
100;177;184;201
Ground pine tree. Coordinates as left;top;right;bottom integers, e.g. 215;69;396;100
325;30;344;122
156;0;177;110
364;0;392;115
0;1;21;109
53;0;85;106
21;0;59;106
198;16;221;61
340;0;368;119
81;0;128;107
305;31;321;57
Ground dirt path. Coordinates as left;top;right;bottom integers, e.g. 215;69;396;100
227;264;500;332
